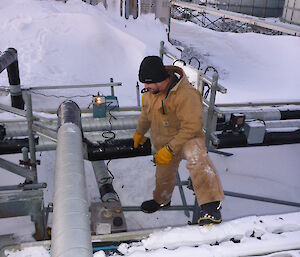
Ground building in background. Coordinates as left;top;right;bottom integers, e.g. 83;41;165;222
192;0;285;17
282;0;300;25
140;0;156;13
140;0;170;24
83;0;300;25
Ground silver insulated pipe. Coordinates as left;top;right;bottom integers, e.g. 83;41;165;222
3;115;139;137
51;100;93;257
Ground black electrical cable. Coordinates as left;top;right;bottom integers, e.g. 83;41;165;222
101;101;117;141
188;56;201;70
204;65;218;75
203;66;219;99
29;91;94;99
83;101;116;184
173;59;186;66
204;87;210;99
105;159;114;181
100;101;118;183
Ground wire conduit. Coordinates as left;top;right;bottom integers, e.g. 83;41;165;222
51;100;93;257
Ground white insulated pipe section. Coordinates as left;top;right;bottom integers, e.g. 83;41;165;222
51;123;92;255
4;115;139;137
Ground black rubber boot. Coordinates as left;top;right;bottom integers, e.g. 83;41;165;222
141;199;171;213
198;201;222;226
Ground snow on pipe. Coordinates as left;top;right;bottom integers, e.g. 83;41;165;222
3;115;139;137
0;48;24;109
51;100;93;257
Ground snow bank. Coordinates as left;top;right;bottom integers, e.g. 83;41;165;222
170;19;300;104
0;0;169;108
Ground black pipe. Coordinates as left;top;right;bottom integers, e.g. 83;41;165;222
280;110;300;120
263;129;300;145
216;132;248;148
215;129;300;149
0;125;5;141
216;110;300;132
0;138;39;155
87;138;152;161
0;48;24;109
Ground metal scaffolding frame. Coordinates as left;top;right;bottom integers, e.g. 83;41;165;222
0;58;129;241
171;0;300;36
1;41;300;245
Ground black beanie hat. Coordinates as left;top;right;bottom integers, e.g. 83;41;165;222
139;56;169;83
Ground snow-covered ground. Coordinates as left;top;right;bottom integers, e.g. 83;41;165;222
4;212;300;256
1;0;300;256
170;19;300;104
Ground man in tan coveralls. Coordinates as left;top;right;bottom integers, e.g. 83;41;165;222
133;56;224;225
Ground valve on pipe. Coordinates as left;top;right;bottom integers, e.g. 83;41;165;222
0;48;24;109
86;138;152;161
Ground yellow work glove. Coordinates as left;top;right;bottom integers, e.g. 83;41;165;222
133;131;147;149
154;146;173;165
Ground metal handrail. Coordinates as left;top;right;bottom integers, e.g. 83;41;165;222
23;82;122;91
159;41;227;149
159;41;227;95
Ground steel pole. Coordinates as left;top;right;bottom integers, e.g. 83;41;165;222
205;73;218;148
25;93;37;182
136;82;141;107
160;41;165;59
0;157;35;181
51;100;92;257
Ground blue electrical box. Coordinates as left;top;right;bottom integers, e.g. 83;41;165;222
105;95;119;112
93;95;119;118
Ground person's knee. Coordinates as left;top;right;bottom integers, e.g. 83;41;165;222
183;138;209;170
183;138;202;160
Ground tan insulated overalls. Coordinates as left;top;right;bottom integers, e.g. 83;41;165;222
136;66;224;206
